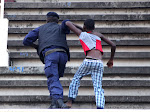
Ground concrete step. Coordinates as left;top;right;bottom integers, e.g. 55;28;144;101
1;95;150;103
8;27;150;34
0;80;150;87
8;34;150;41
5;9;150;15
9;59;150;67
0;85;150;96
7;40;150;47
0;95;150;109
5;14;150;21
0;67;149;80
9;52;150;59
12;0;150;3
7;21;150;29
0;67;149;75
4;2;150;9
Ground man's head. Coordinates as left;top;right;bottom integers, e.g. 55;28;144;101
83;19;95;31
46;12;59;23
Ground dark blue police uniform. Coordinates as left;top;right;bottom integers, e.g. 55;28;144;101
23;19;70;101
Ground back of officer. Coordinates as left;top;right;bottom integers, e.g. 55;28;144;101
23;12;70;109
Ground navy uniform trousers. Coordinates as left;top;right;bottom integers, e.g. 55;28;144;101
44;51;68;100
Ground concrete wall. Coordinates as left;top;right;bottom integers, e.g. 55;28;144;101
0;18;9;66
0;0;9;66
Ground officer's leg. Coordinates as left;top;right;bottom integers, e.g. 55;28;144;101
58;52;68;77
45;61;64;108
56;52;69;108
44;52;64;108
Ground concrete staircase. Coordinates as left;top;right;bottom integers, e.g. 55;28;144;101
3;0;150;109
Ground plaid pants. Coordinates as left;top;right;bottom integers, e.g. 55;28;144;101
68;59;105;108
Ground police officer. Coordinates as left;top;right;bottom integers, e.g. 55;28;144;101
23;12;70;109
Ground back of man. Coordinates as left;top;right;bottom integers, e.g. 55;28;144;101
38;22;69;62
23;12;70;109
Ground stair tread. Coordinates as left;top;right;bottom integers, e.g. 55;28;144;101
5;14;150;21
0;80;150;87
9;52;150;59
7;40;150;47
0;95;150;103
8;27;150;34
5;2;150;9
0;67;149;75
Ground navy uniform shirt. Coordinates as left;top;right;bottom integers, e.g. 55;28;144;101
23;20;70;61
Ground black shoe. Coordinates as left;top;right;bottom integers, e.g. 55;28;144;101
56;99;69;109
48;99;58;109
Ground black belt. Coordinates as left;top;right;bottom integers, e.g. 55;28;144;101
86;57;100;60
45;48;66;56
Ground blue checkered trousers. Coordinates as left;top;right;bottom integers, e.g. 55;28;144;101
68;58;105;108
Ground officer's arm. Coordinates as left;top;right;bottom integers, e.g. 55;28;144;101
65;21;82;36
72;23;84;32
23;27;39;49
61;20;70;34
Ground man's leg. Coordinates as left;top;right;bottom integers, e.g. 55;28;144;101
66;59;91;108
91;61;105;109
44;52;65;108
56;52;69;108
45;62;63;108
58;52;68;77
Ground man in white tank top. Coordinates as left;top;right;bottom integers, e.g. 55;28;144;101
65;19;116;109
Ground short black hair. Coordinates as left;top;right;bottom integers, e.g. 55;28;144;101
84;19;95;30
47;12;59;19
47;16;59;23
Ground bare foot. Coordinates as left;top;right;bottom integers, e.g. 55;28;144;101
65;100;72;108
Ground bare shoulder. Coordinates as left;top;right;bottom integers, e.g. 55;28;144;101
93;32;116;47
92;32;104;38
